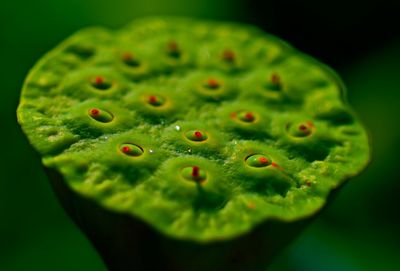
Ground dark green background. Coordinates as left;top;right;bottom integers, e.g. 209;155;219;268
1;1;399;270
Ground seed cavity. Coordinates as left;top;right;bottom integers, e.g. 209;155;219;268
237;111;256;123
166;40;181;58
222;49;235;62
91;76;112;90
266;73;282;91
185;130;208;142
203;78;220;90
67;44;94;59
122;52;140;67
147;95;165;107
88;108;114;123
120;143;144;157
288;121;314;137
245;154;272;168
181;166;207;183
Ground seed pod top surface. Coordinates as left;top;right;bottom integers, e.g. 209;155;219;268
17;17;370;242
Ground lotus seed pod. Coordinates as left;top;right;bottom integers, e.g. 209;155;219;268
17;17;370;271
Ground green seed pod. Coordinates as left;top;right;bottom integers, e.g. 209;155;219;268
17;17;370;271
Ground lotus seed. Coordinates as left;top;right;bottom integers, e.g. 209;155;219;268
245;154;272;168
185;130;208;142
147;95;165;107
91;76;112;90
288;121;314;137
88;108;113;123
204;78;220;90
237;111;256;123
166;40;181;58
222;49;235;62
181;166;207;183
122;52;140;67
120;143;144;157
267;73;282;91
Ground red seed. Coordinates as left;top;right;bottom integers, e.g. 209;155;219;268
271;73;280;85
299;124;308;131
122;52;133;61
149;95;158;104
194;131;202;138
245;112;254;121
222;49;235;61
167;41;179;51
192;166;200;177
259;157;269;164
207;78;219;88
121;146;131;153
90;108;100;115
94;76;104;85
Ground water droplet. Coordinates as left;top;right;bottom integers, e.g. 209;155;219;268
187;148;192;153
149;149;155;154
175;125;181;131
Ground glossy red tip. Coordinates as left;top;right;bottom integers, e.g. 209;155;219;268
167;41;179;51
122;52;133;61
194;131;202;138
222;49;235;61
271;73;280;85
299;124;308;131
90;108;100;115
122;146;131;153
192;166;200;177
94;76;104;85
259;157;269;164
149;95;158;104
245;112;254;121
207;78;219;88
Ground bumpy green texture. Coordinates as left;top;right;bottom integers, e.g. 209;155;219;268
17;17;370;242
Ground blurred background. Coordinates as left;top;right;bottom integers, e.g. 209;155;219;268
1;0;399;270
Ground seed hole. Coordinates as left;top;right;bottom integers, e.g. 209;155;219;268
88;108;114;123
120;143;144;157
266;73;282;91
166;40;181;58
245;154;272;168
287;121;314;137
203;78;220;90
147;95;166;107
181;166;207;183
122;52;140;67
222;49;235;63
185;130;208;142
91;76;112;90
236;111;256;123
